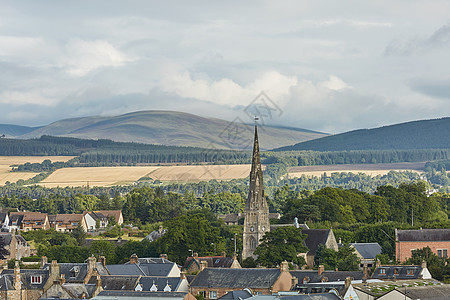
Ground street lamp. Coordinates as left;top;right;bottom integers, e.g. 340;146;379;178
231;233;237;254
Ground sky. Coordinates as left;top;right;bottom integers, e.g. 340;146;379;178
0;1;449;134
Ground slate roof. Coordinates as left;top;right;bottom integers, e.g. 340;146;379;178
63;283;97;298
55;214;84;224
190;268;281;289
106;264;146;276
292;283;346;296
9;214;23;226
93;211;122;223
0;275;14;290
218;290;252;300
290;270;363;284
349;243;381;260
183;256;234;269
124;257;174;264
372;265;423;280
0;213;8;223
137;277;183;292
302;229;331;255
44;262;109;283
10;212;47;222
279;294;341;300
141;264;178;277
95;290;189;299
144;229;167;242
219;214;241;223
88;275;140;290
1;269;49;289
392;284;450;299
396;229;450;241
0;233;12;246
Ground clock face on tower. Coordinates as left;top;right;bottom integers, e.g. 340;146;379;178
250;226;254;232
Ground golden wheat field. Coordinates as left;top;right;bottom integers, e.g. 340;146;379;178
39;164;252;187
0;156;75;185
287;162;425;178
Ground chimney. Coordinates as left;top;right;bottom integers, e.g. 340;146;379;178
376;259;381;269
200;261;208;271
160;254;168;260
280;261;289;272
291;276;298;287
180;271;186;280
318;265;324;275
363;264;369;280
193;252;199;259
221;251;226;257
232;253;237;261
98;256;106;267
95;275;102;289
130;254;138;264
87;256;96;272
421;260;427;269
14;260;21;291
40;256;48;268
50;260;60;283
344;277;352;289
60;274;66;284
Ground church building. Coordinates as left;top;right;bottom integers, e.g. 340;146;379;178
242;125;270;259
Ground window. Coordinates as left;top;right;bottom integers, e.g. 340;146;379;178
444;249;448;258
406;269;414;276
393;268;399;275
438;250;443;257
379;268;386;275
31;276;42;284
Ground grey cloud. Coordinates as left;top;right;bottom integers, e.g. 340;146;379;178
409;78;450;100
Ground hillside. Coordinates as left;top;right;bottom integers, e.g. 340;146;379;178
0;124;39;137
12;111;326;150
276;117;450;151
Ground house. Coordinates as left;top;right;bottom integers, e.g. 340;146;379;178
93;210;123;226
371;261;432;280
376;284;450;300
299;229;338;268
218;213;243;226
291;266;363;298
9;212;49;231
183;252;241;274
84;211;123;231
92;291;197;300
144;226;167;242
0;233;31;261
107;255;180;277
347;243;381;269
395;229;450;262
53;214;88;232
189;262;293;300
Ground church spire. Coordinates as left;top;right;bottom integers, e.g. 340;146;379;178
242;124;270;259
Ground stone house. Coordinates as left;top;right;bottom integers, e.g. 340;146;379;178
189;262;293;300
0;233;31;262
9;212;49;231
107;255;181;277
299;229;339;268
395;229;450;262
347;243;381;269
0;261;47;300
183;252;241;274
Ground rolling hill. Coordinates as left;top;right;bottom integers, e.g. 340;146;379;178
4;111;327;150
276;117;450;151
0;124;40;137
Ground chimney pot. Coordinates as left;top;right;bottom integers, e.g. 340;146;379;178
40;256;48;268
280;261;289;272
130;254;138;264
160;254;168;260
318;265;325;275
345;277;352;289
200;261;208;271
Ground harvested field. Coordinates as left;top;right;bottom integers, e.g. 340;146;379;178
288;162;426;178
148;164;251;182
0;156;75;185
39;164;252;187
40;166;160;188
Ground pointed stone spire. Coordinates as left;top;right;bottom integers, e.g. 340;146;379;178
242;124;270;259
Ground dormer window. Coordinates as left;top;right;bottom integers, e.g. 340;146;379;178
393;268;400;275
135;284;143;291
31;276;42;284
303;277;309;284
406;269;414;276
321;277;328;283
150;282;158;292
163;282;172;292
379;268;386;275
70;266;80;278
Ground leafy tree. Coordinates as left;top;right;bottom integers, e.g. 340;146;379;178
254;226;308;268
71;223;87;246
241;257;257;268
314;244;360;271
89;240;116;264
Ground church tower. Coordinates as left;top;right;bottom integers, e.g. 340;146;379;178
242;124;270;260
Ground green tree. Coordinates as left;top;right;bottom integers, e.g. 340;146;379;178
89;240;116;264
71;224;87;246
254;226;308;268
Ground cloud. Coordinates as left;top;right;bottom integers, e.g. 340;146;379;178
385;23;450;56
409;78;450;100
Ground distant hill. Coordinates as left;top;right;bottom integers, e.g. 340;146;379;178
7;111;326;150
276;117;450;151
0;124;39;137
